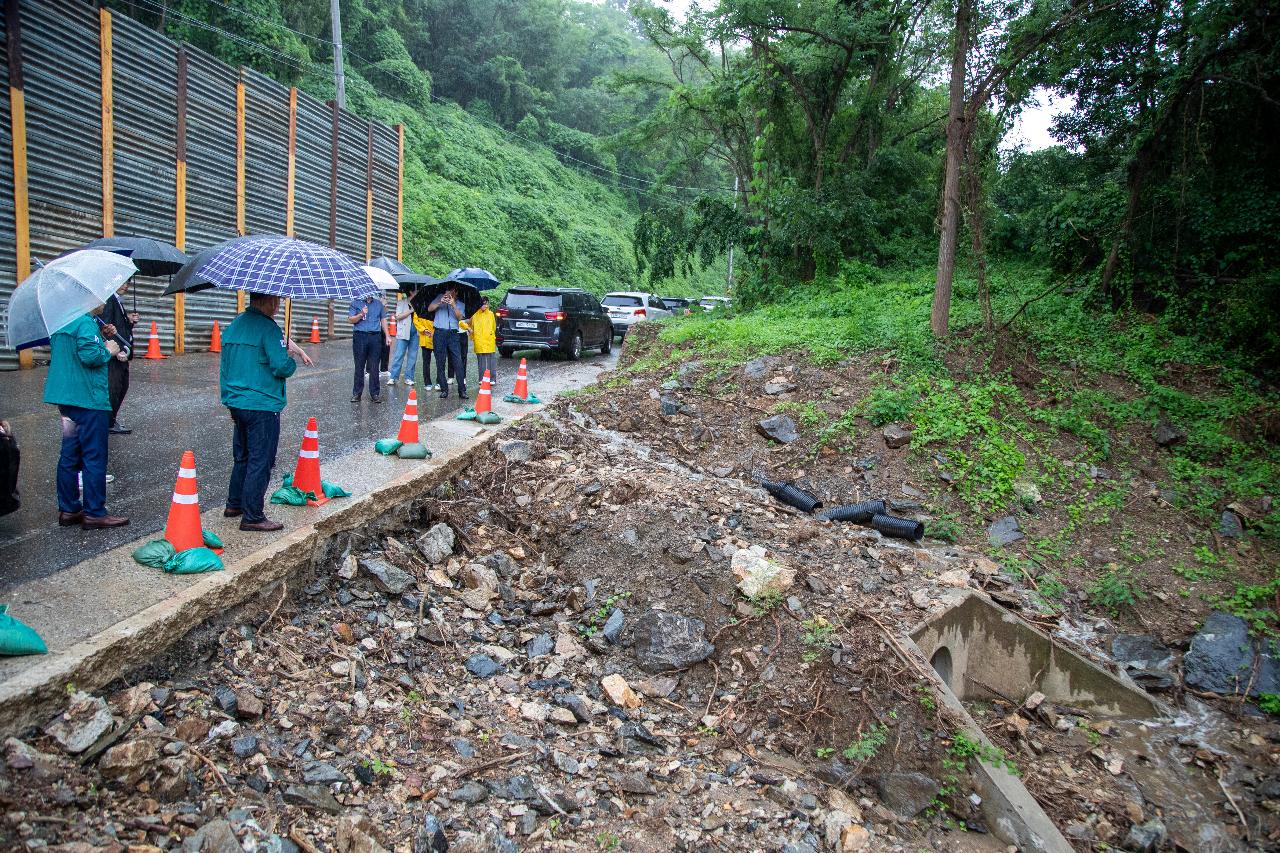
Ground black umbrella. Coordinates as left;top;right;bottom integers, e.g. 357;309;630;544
165;235;277;295
369;255;415;277
395;272;446;293
411;279;482;320
85;236;189;276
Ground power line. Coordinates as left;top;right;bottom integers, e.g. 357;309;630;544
133;0;327;75
168;0;732;194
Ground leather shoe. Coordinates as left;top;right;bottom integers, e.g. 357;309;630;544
109;423;132;435
351;395;362;402
223;508;243;518
240;519;284;532
82;515;130;529
58;511;84;527
458;393;469;400
439;392;449;399
371;396;383;404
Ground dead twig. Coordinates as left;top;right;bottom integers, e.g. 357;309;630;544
1217;768;1250;841
259;581;288;631
289;826;324;853
154;735;232;793
455;750;531;780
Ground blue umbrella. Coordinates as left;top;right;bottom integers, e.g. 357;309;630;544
165;236;377;299
447;267;499;291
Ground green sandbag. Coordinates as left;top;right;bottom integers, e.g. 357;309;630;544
503;393;541;404
455;408;478;421
270;485;310;506
0;605;47;656
477;411;502;425
375;439;403;456
165;547;224;574
396;442;431;459
202;529;223;550
321;480;351;498
133;539;177;568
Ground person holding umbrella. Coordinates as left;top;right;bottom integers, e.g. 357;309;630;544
348;292;390;403
100;281;138;434
427;282;467;400
5;249;138;529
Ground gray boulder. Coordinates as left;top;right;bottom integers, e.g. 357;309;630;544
743;356;781;380
498;440;533;462
882;425;912;449
416;523;455;564
757;415;800;444
876;771;940;819
1184;611;1279;696
629;610;715;673
360;558;414;595
1153;418;1186;447
988;516;1024;547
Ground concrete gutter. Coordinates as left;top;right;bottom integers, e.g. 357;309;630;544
0;418;519;739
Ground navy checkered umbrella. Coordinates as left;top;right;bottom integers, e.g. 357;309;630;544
164;236;377;299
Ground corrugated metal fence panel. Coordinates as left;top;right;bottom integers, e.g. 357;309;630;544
0;7;15;370
289;90;330;341
370;122;398;262
332;110;367;342
181;45;239;352
243;69;287;238
22;0;101;272
111;10;179;356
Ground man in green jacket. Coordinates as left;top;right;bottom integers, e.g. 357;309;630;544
219;293;312;532
45;305;128;529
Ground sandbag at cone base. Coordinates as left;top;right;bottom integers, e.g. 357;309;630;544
209;321;222;353
397;389;420;444
291;416;329;506
165;451;222;554
309;317;321;344
142;322;166;359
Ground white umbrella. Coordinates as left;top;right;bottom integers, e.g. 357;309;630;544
362;265;400;291
5;250;138;350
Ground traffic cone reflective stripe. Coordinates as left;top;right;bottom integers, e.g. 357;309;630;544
209;321;222;353
164;450;218;553
309;317;321;344
397;389;420;444
512;358;529;400
292;417;328;506
389;315;397;336
143;322;166;359
476;370;493;414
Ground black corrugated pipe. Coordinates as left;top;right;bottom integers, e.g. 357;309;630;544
871;514;925;541
817;500;887;523
760;480;823;513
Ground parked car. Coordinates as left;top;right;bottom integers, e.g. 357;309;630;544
495;287;613;360
661;296;695;314
602;292;673;337
699;296;733;311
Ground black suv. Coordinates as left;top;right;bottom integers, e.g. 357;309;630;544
496;287;613;360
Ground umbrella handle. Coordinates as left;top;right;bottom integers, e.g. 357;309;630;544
95;316;131;356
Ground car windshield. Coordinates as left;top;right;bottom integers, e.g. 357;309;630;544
506;291;562;310
602;295;644;307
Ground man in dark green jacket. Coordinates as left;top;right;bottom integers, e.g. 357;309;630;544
219;293;312;532
44;306;128;529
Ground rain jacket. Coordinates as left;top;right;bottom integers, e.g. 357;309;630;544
469;308;496;354
43;314;111;411
413;315;434;349
219;306;296;412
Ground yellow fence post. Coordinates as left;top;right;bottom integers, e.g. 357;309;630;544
283;86;296;338
6;0;32;368
173;46;187;354
99;8;113;237
235;72;245;313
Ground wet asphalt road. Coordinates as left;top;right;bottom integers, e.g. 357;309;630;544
0;339;616;592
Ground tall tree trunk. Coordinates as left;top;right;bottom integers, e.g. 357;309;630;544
931;0;970;338
1100;144;1152;306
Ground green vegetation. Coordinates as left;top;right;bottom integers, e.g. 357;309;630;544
1088;565;1147;615
801;617;836;664
1259;694;1280;717
842;723;888;764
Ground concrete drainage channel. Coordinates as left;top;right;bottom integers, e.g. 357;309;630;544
0;424;517;741
901;592;1241;853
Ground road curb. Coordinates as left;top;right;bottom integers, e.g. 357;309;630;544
0;420;518;739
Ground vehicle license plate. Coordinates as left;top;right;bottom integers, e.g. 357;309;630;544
514;321;538;329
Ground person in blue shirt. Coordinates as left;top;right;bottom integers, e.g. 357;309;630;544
427;283;467;400
347;293;390;403
219;293;312;532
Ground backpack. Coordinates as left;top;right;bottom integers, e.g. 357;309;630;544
0;426;19;516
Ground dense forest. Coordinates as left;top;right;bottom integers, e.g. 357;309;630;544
117;0;1278;366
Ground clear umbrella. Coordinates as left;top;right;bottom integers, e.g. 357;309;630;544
362;265;401;291
4;250;138;350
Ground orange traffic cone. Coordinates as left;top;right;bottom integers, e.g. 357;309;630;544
291;417;328;507
209;321;222;353
397;388;420;444
389;314;398;337
143;322;166;359
503;358;540;403
164;451;219;554
476;370;493;415
309;317;321;344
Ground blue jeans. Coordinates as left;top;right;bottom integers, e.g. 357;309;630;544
227;408;281;524
352;331;382;398
434;328;465;395
56;406;109;517
389;338;418;381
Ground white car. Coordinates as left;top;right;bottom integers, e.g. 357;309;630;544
602;292;673;337
699;296;733;311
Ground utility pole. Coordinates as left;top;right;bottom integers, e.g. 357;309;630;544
330;0;345;109
725;175;739;292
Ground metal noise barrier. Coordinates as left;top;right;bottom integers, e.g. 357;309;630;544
817;500;887;524
871;514;925;541
760;480;823;514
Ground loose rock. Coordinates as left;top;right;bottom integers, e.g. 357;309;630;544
987;516;1024;547
629;610;715;673
882;425;912;449
416;524;455;564
601;673;641;709
757;414;800;444
44;692;114;754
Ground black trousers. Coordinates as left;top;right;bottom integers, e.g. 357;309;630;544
107;358;130;426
